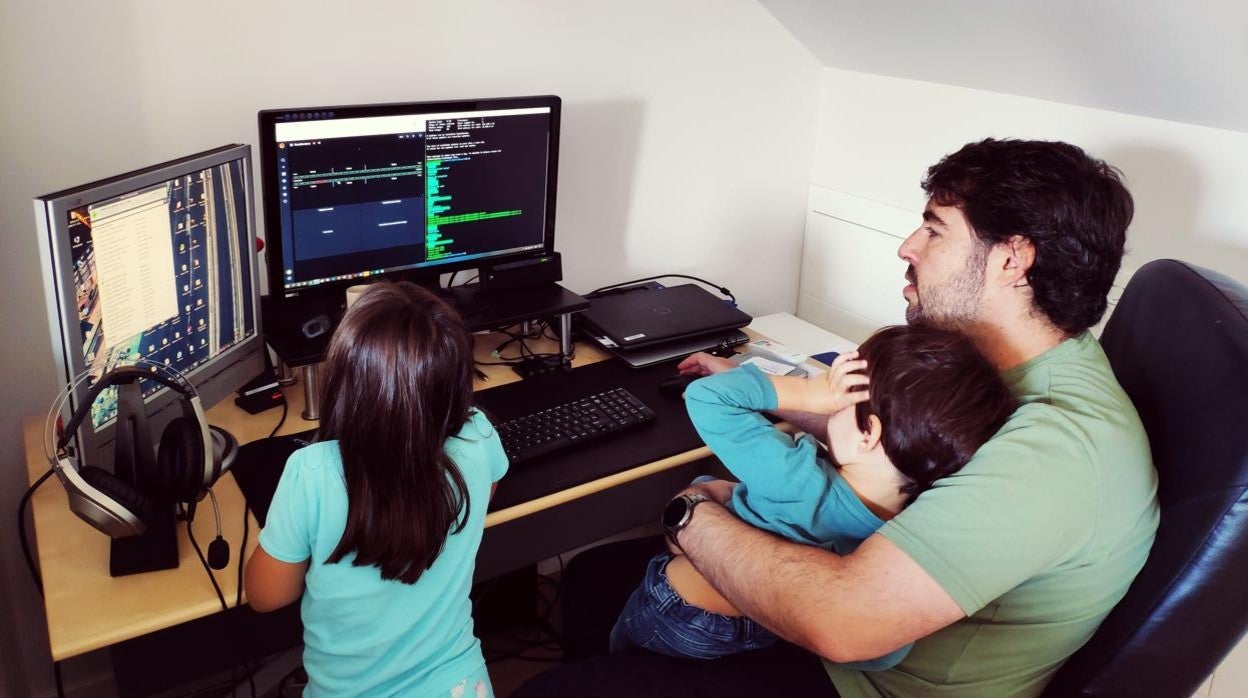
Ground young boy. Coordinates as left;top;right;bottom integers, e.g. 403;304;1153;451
609;324;1017;668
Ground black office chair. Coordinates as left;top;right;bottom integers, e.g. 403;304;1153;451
1044;259;1248;696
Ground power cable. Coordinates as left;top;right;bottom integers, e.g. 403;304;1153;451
586;274;736;306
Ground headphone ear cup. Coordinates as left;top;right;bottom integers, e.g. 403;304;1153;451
158;417;205;502
210;425;237;480
79;466;160;528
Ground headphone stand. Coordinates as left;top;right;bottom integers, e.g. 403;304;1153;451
110;508;179;576
109;381;180;576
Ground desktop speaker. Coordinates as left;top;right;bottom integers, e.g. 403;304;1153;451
480;253;562;294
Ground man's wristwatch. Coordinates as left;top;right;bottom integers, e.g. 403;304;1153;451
663;491;713;549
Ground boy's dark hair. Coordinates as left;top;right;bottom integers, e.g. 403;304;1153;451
853;324;1016;501
319;281;476;584
922;138;1134;336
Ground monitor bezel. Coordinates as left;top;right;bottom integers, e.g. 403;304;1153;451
257;94;562;300
34;144;265;469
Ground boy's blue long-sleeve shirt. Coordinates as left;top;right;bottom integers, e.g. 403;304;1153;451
683;364;911;671
683;365;882;551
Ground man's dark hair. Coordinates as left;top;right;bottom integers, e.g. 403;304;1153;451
319;281;476;584
923;138;1134;335
854;324;1016;501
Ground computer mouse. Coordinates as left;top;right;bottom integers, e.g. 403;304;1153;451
659;373;700;397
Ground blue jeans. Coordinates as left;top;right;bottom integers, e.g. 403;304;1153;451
609;552;779;659
513;535;836;697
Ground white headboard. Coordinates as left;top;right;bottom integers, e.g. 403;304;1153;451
796;185;916;343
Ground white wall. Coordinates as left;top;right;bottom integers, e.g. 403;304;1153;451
800;67;1248;339
803;66;1248;695
758;0;1248;134
809;67;1248;295
0;2;820;693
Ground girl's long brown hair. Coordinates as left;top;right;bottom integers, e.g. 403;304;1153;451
319;281;475;584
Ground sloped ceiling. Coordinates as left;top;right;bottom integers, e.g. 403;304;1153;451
758;0;1247;133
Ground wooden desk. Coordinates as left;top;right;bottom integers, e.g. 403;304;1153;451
23;330;715;662
26;315;851;667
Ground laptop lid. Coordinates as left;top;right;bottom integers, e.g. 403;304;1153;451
580;284;751;349
598;329;749;368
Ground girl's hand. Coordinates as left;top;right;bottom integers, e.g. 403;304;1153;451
814;351;870;414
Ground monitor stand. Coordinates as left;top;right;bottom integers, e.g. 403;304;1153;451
109;381;179;576
447;281;588;377
443;281;588;351
262;282;589;418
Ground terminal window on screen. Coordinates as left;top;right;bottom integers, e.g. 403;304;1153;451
275;108;551;291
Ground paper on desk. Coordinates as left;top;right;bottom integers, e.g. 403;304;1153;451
800;361;828;375
741;355;799;376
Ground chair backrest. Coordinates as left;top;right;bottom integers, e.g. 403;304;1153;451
1044;259;1248;696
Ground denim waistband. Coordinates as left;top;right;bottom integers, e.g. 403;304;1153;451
640;552;775;644
645;553;688;613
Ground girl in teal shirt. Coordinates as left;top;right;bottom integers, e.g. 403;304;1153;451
245;282;508;697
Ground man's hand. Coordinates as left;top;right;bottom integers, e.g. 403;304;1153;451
677;351;737;377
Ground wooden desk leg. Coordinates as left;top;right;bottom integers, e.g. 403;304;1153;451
300;365;321;421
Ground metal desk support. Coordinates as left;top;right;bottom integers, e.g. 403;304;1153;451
276;360;296;386
299;364;321;421
559;312;573;362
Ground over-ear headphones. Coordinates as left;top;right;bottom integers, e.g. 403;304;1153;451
47;364;237;544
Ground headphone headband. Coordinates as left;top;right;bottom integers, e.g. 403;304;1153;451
45;361;226;539
56;365;195;453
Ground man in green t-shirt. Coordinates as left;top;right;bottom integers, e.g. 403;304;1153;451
516;139;1159;697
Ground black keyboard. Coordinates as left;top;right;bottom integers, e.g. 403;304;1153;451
496;387;656;464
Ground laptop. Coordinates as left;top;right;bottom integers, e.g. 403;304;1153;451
579;284;752;350
587;328;750;368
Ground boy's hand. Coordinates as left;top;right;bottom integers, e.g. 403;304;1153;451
812;351;870;414
677;351;737;377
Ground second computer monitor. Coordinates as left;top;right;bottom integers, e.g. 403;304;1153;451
257;95;561;299
35;144;264;468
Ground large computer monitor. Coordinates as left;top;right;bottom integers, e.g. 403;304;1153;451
257;95;561;300
35;144;265;469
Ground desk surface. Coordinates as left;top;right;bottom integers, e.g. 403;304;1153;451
25;314;845;661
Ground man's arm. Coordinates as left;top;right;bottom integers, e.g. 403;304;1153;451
674;493;964;662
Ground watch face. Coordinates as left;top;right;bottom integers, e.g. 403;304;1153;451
663;496;688;529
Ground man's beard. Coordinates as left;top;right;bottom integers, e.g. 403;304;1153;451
905;244;989;329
